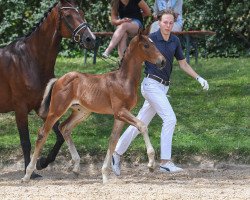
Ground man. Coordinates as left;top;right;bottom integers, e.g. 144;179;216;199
111;9;209;176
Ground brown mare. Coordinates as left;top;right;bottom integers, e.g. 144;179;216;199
0;0;95;178
22;31;166;183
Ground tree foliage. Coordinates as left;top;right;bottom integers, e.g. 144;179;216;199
183;0;250;57
0;0;249;57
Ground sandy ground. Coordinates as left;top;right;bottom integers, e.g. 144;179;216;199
0;156;249;200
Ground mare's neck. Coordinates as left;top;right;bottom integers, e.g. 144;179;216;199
26;4;62;73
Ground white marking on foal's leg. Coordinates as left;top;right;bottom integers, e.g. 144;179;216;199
63;135;81;174
102;149;111;184
21;151;39;182
138;122;156;171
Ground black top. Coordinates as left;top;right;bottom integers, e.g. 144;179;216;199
118;0;143;24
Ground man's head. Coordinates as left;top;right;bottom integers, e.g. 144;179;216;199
157;9;176;35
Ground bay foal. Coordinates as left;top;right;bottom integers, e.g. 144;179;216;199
22;32;166;183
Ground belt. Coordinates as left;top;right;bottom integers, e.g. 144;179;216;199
146;74;170;86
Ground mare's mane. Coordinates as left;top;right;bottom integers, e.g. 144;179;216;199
25;2;59;38
1;2;61;48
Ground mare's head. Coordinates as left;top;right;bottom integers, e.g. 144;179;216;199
132;30;166;68
59;0;95;49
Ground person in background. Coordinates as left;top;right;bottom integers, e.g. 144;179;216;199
111;9;209;176
102;0;151;59
150;0;183;33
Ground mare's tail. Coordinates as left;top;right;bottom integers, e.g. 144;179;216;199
38;78;57;118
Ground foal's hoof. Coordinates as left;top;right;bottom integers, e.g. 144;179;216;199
148;162;156;173
21;178;29;183
30;172;42;179
36;157;48;170
73;171;80;178
148;167;154;173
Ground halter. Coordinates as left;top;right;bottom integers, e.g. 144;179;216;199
60;3;89;44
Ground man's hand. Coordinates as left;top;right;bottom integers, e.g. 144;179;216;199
196;76;209;90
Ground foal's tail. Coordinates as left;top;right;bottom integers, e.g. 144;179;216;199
38;78;57;118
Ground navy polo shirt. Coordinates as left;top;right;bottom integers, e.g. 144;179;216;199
145;30;185;81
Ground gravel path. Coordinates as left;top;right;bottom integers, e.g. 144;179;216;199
0;157;249;200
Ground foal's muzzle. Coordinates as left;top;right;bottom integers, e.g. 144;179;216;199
155;57;166;69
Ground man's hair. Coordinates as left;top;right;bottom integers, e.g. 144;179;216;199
157;9;177;22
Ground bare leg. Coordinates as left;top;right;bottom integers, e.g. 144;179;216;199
117;108;155;171
118;32;128;59
102;119;125;183
103;22;139;56
59;105;91;174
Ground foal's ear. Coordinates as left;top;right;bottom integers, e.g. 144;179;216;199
138;28;144;40
137;23;151;38
138;28;143;35
142;23;151;35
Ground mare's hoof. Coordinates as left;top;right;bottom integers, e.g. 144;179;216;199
30;172;42;179
36;157;48;170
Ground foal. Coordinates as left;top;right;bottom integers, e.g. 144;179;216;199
22;32;166;183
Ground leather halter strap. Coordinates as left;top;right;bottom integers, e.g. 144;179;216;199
60;3;89;43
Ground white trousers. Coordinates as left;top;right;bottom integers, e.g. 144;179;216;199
150;20;183;34
115;77;177;160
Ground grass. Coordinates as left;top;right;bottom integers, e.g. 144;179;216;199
0;56;249;164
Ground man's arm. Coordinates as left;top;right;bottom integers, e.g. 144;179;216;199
178;59;209;90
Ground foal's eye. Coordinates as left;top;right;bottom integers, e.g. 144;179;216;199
144;43;150;48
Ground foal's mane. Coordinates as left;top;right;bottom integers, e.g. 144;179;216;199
118;35;140;69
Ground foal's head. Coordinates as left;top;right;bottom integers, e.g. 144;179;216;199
59;0;96;49
132;31;166;68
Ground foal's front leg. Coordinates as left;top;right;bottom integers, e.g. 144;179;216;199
102;119;125;183
117;108;156;171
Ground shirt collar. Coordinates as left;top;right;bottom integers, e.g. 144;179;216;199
156;29;174;42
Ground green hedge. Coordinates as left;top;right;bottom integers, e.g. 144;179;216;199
0;0;249;57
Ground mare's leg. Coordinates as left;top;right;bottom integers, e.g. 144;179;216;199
102;119;125;183
15;105;41;178
36;121;65;170
116;108;155;171
59;105;91;175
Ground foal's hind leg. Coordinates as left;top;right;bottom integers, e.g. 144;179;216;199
117;108;155;171
21;114;60;182
102;119;125;183
59;105;91;175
